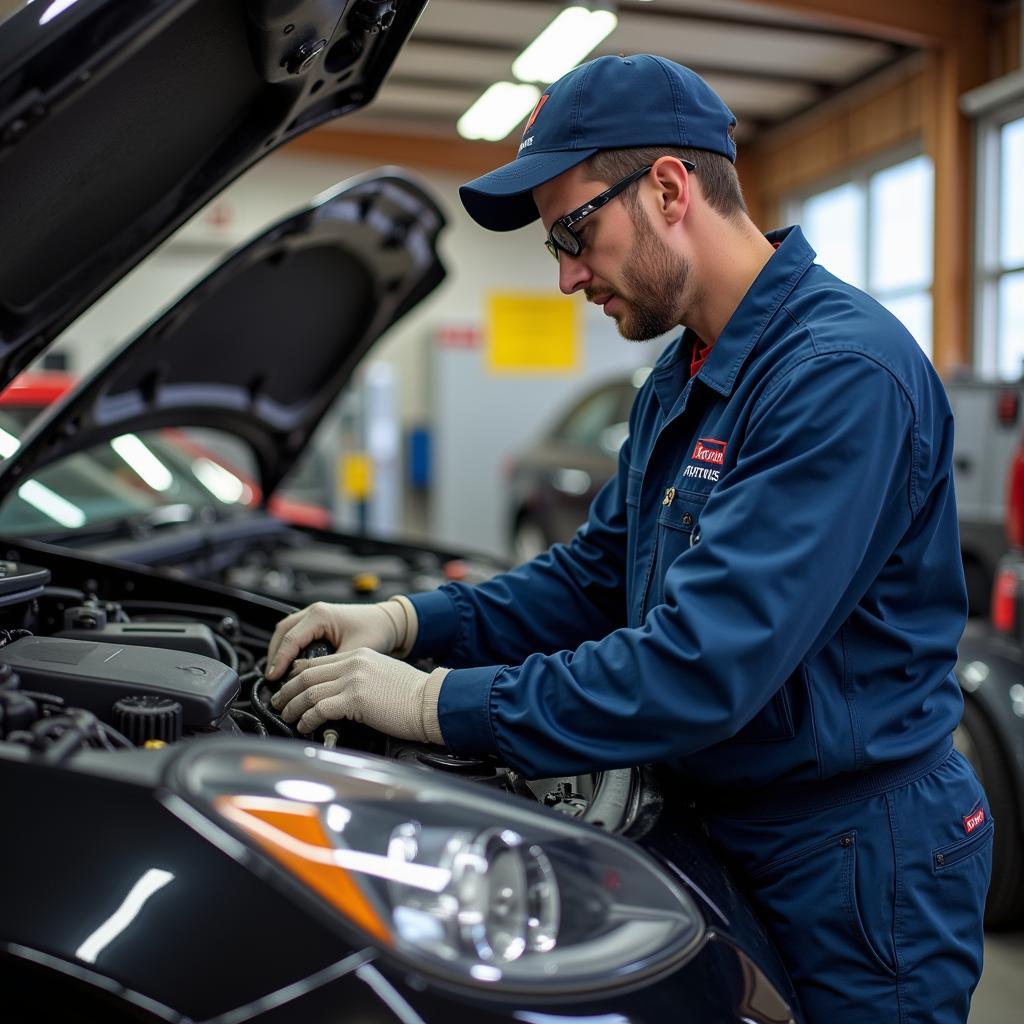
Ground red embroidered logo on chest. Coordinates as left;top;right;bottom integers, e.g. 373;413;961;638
691;438;727;465
963;807;985;834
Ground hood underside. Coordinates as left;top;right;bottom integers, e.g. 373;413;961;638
0;171;446;503
0;0;429;390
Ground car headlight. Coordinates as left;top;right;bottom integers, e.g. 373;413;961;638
172;742;704;995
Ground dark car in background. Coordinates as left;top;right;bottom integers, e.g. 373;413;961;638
0;2;805;1021
507;372;644;561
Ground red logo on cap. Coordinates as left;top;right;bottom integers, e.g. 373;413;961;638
523;94;549;135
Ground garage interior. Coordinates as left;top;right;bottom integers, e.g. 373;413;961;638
0;0;1022;1020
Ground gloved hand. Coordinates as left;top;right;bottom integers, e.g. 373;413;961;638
264;597;417;681
270;647;448;742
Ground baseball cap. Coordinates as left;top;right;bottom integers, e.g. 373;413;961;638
459;54;737;232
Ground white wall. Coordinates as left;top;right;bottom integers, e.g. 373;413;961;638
50;148;669;556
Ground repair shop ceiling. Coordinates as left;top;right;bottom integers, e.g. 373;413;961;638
335;0;907;145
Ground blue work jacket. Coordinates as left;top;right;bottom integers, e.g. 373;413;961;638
409;226;967;788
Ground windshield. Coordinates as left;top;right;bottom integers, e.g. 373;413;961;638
0;407;242;535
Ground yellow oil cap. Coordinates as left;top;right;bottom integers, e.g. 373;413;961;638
144;740;167;750
352;573;380;595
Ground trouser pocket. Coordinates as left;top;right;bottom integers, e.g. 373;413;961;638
747;828;897;992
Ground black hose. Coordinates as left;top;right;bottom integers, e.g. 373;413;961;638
250;677;294;737
213;634;239;673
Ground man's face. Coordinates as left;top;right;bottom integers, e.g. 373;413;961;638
534;164;691;341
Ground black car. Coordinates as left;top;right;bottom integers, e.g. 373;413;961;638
0;2;803;1022
507;374;641;561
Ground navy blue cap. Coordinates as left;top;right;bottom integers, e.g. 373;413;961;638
460;54;737;232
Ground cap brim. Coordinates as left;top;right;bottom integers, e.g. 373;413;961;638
459;148;597;231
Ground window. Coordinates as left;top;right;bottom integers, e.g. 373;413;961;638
788;152;934;358
976;106;1024;380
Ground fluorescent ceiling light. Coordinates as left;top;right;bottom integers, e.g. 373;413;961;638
458;82;541;142
110;434;173;493
17;480;86;528
512;6;619;85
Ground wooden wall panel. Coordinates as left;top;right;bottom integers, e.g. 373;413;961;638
990;3;1022;77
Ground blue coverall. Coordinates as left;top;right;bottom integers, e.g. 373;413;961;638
408;226;992;1022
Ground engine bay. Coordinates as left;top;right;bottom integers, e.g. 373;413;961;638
0;548;617;825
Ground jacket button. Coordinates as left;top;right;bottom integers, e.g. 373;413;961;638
663;487;676;507
682;512;694;527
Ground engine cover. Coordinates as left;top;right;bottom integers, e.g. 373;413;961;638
0;636;238;729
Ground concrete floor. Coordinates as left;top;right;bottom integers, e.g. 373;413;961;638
970;931;1024;1022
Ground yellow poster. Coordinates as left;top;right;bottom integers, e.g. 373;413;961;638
486;292;580;373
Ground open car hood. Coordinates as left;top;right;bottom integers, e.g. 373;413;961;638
0;170;445;502
0;0;428;389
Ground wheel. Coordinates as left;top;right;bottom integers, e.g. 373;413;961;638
953;698;1024;927
512;515;550;563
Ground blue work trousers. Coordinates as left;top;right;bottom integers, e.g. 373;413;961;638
705;747;992;1023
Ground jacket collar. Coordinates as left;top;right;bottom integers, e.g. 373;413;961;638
652;225;816;413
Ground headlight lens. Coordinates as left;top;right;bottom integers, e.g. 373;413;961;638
174;743;703;994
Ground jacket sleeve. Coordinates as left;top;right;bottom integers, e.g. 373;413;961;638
435;350;922;777
407;432;637;669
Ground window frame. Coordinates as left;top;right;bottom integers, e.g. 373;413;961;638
783;141;934;355
973;96;1024;378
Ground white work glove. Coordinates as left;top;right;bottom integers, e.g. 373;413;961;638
264;596;418;682
270;647;448;742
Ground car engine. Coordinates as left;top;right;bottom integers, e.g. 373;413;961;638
0;555;617;825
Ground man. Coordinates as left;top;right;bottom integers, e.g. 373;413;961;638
265;55;990;1022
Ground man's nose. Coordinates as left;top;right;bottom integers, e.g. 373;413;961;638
558;251;591;295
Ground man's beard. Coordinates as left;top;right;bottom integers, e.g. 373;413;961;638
613;206;692;341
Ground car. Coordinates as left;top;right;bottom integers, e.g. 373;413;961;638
0;2;804;1021
0;370;334;529
953;427;1024;927
507;373;643;561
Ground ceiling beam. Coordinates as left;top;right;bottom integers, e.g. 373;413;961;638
741;0;979;47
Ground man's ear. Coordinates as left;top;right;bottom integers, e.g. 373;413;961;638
650;156;690;226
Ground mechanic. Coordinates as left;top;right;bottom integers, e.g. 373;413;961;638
266;55;991;1023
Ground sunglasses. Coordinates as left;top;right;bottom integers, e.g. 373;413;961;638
543;160;695;261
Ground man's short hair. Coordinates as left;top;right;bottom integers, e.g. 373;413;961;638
583;145;747;221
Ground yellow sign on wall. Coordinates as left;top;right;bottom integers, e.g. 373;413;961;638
486;292;580;373
340;453;373;501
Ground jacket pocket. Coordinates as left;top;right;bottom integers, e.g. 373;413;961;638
731;670;797;743
641;489;707;617
748;829;897;980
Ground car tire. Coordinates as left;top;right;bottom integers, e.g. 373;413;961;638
954;697;1024;928
512;515;551;563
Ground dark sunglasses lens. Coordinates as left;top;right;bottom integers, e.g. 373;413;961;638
545;239;558;261
551;221;580;257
